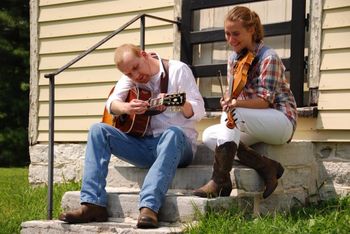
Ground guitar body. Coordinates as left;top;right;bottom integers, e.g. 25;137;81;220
102;86;185;137
114;87;151;137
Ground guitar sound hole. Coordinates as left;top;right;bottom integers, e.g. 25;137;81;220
119;114;128;124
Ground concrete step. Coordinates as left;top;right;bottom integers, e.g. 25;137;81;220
193;141;315;167
60;188;255;223
108;143;215;167
21;219;185;234
106;163;265;192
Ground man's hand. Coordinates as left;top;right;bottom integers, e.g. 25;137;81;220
126;99;149;115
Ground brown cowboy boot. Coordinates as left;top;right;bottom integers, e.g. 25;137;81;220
58;203;108;223
137;207;158;229
193;141;237;198
237;142;284;199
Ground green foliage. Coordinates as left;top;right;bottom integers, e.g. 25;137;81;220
0;0;30;166
185;196;350;234
0;168;81;234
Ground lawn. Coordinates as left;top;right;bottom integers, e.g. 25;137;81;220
1;167;349;234
185;193;350;234
0;168;80;234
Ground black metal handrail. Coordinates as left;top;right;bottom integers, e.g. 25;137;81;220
43;13;180;220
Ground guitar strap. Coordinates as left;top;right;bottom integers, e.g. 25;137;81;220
160;59;169;93
150;53;169;93
144;54;169;116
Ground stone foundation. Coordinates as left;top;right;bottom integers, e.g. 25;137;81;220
29;141;350;201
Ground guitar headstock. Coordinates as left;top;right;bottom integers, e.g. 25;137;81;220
163;92;186;106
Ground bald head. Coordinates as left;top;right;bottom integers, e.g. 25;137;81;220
114;44;142;70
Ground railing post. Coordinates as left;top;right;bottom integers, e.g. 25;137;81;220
140;15;145;50
45;74;55;220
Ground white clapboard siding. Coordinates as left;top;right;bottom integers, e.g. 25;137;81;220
317;3;350;132
323;0;350;10
39;116;100;131
39;0;87;7
319;69;350;90
316;111;350;130
40;25;173;54
39;0;174;22
322;27;350;50
320;48;350;70
38;100;106;117
37;131;90;142
39;9;174;39
318;91;350;110
35;0;176;143
322;6;350;29
39;66;121;85
39;82;118;102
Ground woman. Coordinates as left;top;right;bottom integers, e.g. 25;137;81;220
193;6;297;199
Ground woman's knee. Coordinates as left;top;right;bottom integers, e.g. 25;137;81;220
202;127;212;145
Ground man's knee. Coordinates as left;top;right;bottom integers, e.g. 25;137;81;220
165;126;184;137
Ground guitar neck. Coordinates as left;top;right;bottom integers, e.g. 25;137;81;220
149;98;163;107
148;93;185;107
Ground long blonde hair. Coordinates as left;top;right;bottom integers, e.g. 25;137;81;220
225;6;264;43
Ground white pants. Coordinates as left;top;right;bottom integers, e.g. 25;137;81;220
203;108;293;151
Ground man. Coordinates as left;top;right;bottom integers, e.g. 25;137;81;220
59;44;205;228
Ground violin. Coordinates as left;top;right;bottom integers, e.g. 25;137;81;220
226;49;255;129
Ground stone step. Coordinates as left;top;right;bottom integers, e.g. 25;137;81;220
108;143;215;167
21;219;185;234
106;163;265;192
60;188;255;223
193;141;314;166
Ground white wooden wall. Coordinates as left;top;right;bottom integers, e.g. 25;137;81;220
29;0;350;144
317;0;350;130
31;0;176;143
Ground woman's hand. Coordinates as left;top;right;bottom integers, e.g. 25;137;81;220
220;96;237;111
220;97;270;111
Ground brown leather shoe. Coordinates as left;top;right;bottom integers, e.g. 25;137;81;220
136;207;158;229
58;203;108;224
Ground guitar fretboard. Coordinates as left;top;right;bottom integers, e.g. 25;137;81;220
149;98;163;107
148;93;185;107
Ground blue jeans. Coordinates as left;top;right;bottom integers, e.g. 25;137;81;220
80;123;193;213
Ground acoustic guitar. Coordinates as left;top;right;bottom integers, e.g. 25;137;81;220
102;86;186;137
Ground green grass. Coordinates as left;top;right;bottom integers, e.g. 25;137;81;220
184;196;350;234
0;168;80;234
1;168;349;234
